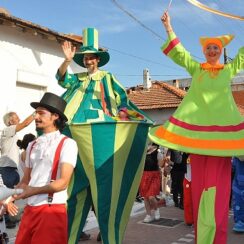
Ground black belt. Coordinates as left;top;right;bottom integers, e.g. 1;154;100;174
0;167;17;169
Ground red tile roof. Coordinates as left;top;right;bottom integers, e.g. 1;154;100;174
128;81;186;110
128;82;244;117
233;90;244;105
233;90;244;116
0;8;82;46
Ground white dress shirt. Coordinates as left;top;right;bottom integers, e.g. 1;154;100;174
25;130;78;206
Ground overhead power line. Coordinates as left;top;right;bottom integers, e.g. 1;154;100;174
111;0;164;42
103;45;183;71
115;74;189;77
111;0;203;61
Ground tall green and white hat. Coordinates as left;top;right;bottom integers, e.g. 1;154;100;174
73;28;110;67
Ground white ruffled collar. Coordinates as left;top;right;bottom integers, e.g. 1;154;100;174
33;130;61;159
37;130;61;143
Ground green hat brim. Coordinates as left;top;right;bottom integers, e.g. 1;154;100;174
73;50;110;68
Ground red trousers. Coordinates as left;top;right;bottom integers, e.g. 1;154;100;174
183;178;193;225
15;204;67;244
191;154;231;244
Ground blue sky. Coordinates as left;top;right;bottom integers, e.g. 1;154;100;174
1;0;243;87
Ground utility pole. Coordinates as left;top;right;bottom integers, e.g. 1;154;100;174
224;48;233;64
224;48;228;64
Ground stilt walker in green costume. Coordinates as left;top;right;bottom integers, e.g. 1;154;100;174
149;11;244;244
56;28;152;244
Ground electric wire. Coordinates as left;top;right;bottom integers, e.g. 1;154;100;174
111;0;203;61
111;0;164;42
109;0;243;80
211;0;244;46
102;45;184;71
115;74;189;77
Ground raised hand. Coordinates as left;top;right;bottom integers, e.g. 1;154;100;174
62;41;76;61
161;11;173;32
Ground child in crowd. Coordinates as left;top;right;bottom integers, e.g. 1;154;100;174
139;143;161;223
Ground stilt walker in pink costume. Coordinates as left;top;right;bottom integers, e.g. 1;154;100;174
149;11;244;244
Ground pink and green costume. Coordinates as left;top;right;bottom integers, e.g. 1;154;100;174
56;69;152;244
149;32;244;244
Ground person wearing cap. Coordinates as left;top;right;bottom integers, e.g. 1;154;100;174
56;28;152;244
149;11;244;244
14;92;78;244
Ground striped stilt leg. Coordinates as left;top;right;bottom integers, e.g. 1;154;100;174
68;122;149;244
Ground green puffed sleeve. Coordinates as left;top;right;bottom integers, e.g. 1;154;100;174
56;70;78;89
227;46;244;78
161;32;199;76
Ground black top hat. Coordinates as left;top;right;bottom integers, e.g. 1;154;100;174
30;92;68;122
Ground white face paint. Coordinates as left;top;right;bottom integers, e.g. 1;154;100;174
204;44;222;65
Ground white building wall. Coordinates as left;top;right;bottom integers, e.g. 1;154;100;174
143;108;175;125
0;25;84;137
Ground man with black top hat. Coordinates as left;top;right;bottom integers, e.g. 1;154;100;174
14;92;78;244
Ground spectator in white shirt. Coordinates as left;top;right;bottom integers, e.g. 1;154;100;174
0;111;34;229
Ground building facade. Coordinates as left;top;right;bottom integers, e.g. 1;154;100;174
0;8;83;137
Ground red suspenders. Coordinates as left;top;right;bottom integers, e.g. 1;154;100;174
29;136;68;204
47;136;68;204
